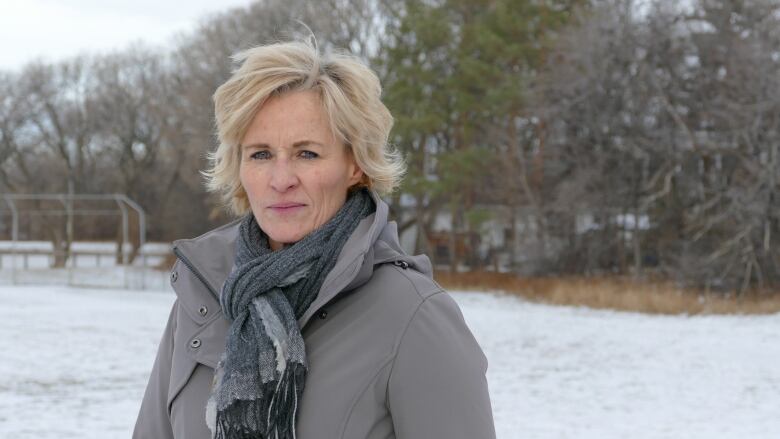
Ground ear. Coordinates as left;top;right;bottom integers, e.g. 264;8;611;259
345;149;364;186
347;161;364;186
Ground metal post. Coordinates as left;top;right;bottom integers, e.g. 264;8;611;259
114;197;130;289
4;197;19;284
119;195;147;289
57;196;75;287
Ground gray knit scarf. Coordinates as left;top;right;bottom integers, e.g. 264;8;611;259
206;189;374;439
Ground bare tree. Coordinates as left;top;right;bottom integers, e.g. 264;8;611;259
537;0;780;291
14;58;98;266
88;46;173;261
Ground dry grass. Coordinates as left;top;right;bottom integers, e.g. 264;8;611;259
435;271;780;315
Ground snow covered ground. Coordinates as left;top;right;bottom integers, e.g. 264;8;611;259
0;241;170;269
1;284;779;438
0;241;171;289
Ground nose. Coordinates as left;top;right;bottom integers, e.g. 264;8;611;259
269;158;299;192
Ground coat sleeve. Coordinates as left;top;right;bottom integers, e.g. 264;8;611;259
387;291;496;439
133;299;178;439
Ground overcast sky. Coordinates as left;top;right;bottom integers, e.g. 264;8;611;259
0;0;256;70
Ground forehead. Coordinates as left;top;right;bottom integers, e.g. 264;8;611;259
241;90;336;145
260;90;323;117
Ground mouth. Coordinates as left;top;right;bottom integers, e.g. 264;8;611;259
268;202;306;213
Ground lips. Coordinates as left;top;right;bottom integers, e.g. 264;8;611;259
268;202;306;213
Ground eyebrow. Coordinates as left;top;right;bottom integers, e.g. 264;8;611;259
241;140;325;149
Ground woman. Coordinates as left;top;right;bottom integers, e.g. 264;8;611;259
134;38;495;439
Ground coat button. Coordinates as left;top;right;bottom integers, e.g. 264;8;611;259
190;338;201;349
198;305;208;317
170;270;178;283
393;260;409;269
318;310;328;319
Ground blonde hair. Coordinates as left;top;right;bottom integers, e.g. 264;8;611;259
204;38;405;215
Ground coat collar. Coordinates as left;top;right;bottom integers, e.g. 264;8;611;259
171;191;431;329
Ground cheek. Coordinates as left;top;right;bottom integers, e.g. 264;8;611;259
240;167;263;201
307;171;345;219
239;168;250;196
313;170;345;199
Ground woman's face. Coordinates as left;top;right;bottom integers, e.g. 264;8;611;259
239;90;363;251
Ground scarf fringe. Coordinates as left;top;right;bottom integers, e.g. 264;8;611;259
213;363;306;439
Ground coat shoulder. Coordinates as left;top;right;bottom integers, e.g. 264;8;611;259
324;262;448;343
366;262;445;306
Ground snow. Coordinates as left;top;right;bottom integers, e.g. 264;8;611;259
0;241;171;253
0;241;172;289
0;241;170;272
0;285;174;438
0;267;171;290
458;292;780;439
1;285;779;438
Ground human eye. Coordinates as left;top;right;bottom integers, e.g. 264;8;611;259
299;150;319;160
249;150;271;160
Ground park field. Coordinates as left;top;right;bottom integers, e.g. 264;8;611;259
1;283;779;438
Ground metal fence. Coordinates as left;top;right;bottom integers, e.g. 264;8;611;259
0;193;169;289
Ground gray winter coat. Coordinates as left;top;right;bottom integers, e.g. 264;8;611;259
133;193;496;438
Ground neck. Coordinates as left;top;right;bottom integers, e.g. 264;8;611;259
269;239;284;251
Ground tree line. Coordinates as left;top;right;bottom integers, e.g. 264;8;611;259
1;0;778;293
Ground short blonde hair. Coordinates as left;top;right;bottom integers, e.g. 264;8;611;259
204;39;405;215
